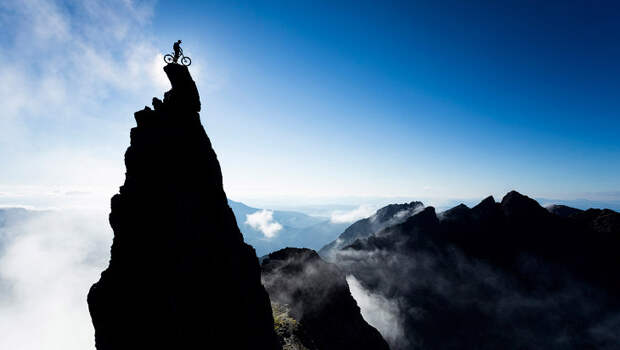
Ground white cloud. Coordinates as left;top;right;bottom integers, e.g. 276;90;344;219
245;209;282;238
0;0;164;191
346;274;406;347
330;204;377;223
1;0;162;113
0;209;111;350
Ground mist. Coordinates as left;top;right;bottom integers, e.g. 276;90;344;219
334;243;620;349
0;208;111;349
346;274;406;347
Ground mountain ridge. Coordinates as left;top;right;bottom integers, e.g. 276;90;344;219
318;201;423;259
325;190;620;349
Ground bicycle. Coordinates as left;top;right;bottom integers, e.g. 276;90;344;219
164;51;192;66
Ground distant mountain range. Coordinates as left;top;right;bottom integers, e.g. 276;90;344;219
536;197;620;212
0;202;346;259
228;200;348;257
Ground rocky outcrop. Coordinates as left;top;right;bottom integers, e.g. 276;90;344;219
262;248;390;350
88;64;280;349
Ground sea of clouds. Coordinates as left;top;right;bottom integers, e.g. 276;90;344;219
0;209;110;349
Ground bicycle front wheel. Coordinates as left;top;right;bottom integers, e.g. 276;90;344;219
181;56;192;66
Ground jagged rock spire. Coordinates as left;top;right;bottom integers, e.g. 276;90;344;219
88;64;280;349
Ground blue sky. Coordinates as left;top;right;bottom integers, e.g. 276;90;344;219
1;0;619;210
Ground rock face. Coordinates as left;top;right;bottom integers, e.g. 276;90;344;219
262;248;390;350
88;64;280;349
325;191;620;349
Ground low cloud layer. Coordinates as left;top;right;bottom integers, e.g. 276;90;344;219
335;244;620;349
246;209;283;238
330;205;377;223
0;209;111;350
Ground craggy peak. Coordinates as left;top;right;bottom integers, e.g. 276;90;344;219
87;62;280;349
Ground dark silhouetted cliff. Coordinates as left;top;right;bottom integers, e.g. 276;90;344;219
324;191;620;349
262;248;390;350
88;64;280;349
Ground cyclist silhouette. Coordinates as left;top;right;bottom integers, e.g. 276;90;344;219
173;40;182;63
163;41;192;66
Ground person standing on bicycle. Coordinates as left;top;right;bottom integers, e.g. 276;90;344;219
173;40;182;63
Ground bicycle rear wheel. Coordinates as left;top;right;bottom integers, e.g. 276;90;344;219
164;54;174;64
181;56;192;66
